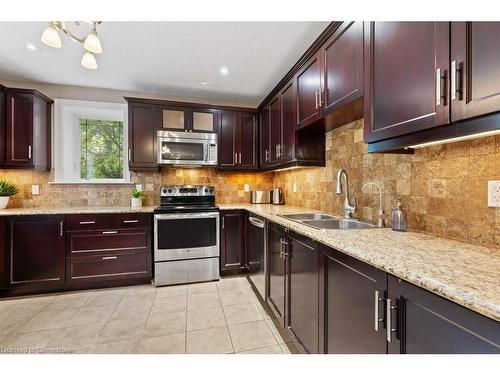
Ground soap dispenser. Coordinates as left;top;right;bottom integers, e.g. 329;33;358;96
391;199;407;232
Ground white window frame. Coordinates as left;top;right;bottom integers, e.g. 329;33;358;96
53;99;130;184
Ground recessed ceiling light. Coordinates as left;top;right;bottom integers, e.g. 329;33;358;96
201;82;210;85
220;66;229;75
26;43;40;51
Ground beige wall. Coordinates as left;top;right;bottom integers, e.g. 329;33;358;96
273;119;500;248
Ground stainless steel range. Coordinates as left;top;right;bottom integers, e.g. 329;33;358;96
153;185;220;286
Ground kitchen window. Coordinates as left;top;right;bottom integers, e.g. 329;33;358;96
53;99;130;184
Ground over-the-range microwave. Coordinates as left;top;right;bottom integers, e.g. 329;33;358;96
157;130;218;166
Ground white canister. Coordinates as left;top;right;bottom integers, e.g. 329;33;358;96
0;196;10;210
131;197;142;208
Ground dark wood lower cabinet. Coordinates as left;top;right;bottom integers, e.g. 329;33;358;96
220;210;246;272
320;245;386;353
287;232;319;353
4;215;65;291
387;275;500;354
267;222;287;325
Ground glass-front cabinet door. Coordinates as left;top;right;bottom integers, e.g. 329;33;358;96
159;105;218;133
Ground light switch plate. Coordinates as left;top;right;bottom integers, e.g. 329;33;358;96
244;184;250;192
135;184;142;192
31;185;39;195
487;180;500;207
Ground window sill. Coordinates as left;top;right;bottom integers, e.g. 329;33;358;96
49;181;134;185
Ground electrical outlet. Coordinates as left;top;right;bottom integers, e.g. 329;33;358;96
135;184;142;192
293;183;297;193
31;185;39;195
244;184;250;192
487;180;500;207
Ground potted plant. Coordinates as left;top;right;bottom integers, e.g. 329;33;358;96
0;179;18;209
130;189;146;208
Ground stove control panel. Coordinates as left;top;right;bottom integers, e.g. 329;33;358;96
160;185;215;197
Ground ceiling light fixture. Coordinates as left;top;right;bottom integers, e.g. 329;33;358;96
220;66;229;75
40;21;103;70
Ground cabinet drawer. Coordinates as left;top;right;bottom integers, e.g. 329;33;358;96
110;213;151;229
69;251;150;283
66;214;109;231
67;229;149;256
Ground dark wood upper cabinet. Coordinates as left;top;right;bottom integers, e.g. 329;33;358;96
387;275;500;354
218;110;257;170
127;101;158;171
287;232;319;354
364;22;450;143
451;22;500;122
259;106;271;167
267;222;287;326
3;88;52;171
322;21;364;129
220;210;246;272
159;105;218;133
296;51;323;129
238;112;257;168
269;95;282;164
280;81;296;162
5;215;65;289
0;85;5;166
320;245;387;354
218;110;237;167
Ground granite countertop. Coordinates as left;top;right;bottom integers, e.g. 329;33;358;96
219;203;500;322
0;206;156;216
0;203;498;321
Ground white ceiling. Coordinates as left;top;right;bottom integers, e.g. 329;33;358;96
0;22;329;106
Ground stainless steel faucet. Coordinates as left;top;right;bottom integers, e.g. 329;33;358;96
335;169;356;219
361;182;385;228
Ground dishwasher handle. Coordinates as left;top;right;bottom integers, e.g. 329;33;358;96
248;216;265;228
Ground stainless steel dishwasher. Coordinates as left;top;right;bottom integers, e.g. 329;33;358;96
246;215;267;300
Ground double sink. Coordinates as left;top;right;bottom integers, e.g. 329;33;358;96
280;213;378;230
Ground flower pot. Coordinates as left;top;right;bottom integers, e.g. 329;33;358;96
131;197;142;208
0;196;10;210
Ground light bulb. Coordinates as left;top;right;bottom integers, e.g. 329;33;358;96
41;23;62;48
81;52;98;70
84;30;103;54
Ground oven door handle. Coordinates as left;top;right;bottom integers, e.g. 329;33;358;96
154;212;219;220
249;216;265;228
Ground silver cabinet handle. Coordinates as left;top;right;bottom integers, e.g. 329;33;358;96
128;148;131;161
123;220;139;223
238;153;241;164
276;144;281;158
102;231;118;234
451;60;461;101
318;89;322;106
28;145;32;159
265;150;269;162
102;256;117;260
374;290;383;331
60;221;63;237
234;152;237;164
79;221;96;225
315;90;318;109
386;298;397;342
249;216;265;228
435;68;445;106
222;216;225;229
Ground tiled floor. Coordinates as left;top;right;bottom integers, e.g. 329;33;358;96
0;276;295;354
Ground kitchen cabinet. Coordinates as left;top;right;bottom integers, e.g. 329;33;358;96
320;245;387;354
127;101;158;171
218;110;257;170
287;232;319;353
296;51;323;130
321;21;364;129
363;22;450;143
269;95;281;164
4;215;65;290
451;22;500;122
280;81;295;162
267;222;287;325
3;88;52;171
220;210;246;272
66;213;152;286
259;106;271;167
387;275;500;354
160;105;218;133
0;85;5;166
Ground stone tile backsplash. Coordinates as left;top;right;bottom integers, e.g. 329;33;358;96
1;117;499;247
273;119;500;247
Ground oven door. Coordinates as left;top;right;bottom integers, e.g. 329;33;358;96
157;138;207;165
154;212;219;261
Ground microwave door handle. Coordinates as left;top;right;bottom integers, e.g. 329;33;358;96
204;143;208;162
